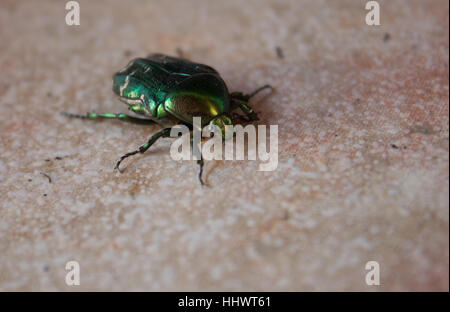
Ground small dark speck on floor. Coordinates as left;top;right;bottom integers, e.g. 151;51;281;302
45;155;68;162
353;98;361;106
275;46;284;59
383;33;391;42
40;172;52;183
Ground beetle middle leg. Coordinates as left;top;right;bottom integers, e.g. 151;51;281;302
61;112;156;125
115;128;171;172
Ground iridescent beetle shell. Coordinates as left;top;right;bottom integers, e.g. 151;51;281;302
113;53;232;131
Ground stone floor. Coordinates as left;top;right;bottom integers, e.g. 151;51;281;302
0;0;448;291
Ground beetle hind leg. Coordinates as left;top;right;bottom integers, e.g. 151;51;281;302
61;112;156;125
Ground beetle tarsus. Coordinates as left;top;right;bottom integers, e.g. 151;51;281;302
114;161;124;173
115;150;139;172
197;158;205;186
62;111;157;125
114;128;172;174
61;112;87;119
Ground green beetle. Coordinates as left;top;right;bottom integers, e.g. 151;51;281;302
62;53;272;184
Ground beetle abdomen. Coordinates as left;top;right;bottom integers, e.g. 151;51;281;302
164;73;230;125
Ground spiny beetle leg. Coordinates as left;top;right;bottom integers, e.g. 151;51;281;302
115;128;171;172
61;112;156;125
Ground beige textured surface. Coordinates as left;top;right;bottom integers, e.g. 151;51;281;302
0;0;448;291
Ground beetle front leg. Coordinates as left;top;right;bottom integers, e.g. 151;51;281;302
115;128;172;172
61;112;156;125
197;157;205;186
229;85;273;122
230;101;259;121
189;130;205;186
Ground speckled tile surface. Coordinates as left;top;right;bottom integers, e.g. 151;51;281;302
0;0;448;291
